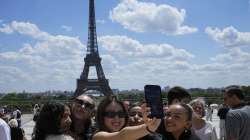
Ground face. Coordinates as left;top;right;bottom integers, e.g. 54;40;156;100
60;105;72;132
72;95;95;120
164;104;190;134
191;103;204;118
104;102;126;132
224;92;235;107
128;106;143;126
123;101;130;110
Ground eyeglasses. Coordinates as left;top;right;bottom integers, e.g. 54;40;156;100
104;111;127;118
75;99;95;110
129;111;143;117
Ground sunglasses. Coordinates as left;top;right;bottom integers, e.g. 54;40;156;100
75;99;95;110
104;111;127;118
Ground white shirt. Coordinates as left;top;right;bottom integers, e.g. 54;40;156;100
46;134;74;140
0;118;11;140
193;121;218;140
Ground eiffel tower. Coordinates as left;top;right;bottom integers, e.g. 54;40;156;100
74;0;113;97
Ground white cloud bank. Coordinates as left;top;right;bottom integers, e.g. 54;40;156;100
110;0;197;35
205;26;250;48
1;21;250;92
0;21;85;92
99;35;194;60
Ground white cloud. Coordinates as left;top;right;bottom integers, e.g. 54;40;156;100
61;25;72;32
110;0;197;35
99;35;194;60
0;21;50;40
205;26;250;48
211;48;250;63
0;21;86;92
1;21;250;92
0;24;14;34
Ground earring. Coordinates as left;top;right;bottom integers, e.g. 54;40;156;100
184;128;188;133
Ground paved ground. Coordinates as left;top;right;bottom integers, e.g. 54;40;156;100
21;114;34;140
21;111;221;140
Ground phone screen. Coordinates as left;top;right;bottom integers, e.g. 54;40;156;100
144;85;164;118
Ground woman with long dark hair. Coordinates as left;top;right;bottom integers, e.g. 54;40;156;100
32;102;72;140
92;96;161;140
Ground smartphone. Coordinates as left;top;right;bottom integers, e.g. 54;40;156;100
144;85;164;118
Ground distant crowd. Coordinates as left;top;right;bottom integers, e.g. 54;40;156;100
1;85;250;140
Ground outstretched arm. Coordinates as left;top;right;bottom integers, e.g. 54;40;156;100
92;118;161;140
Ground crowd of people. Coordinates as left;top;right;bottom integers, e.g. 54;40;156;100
1;85;250;140
0;105;27;140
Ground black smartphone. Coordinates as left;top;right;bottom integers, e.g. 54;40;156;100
144;85;164;118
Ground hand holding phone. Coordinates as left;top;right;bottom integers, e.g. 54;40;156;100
144;85;164;118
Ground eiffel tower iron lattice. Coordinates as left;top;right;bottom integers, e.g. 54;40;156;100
74;0;113;97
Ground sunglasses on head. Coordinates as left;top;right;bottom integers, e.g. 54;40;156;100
75;99;94;110
104;111;126;118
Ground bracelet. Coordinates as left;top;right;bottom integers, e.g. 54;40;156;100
146;126;154;134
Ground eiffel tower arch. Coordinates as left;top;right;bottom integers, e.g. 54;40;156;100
74;0;113;97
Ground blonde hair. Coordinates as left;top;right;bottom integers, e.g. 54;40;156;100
8;119;18;128
189;98;206;117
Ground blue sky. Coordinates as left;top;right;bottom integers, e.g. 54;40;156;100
1;0;250;92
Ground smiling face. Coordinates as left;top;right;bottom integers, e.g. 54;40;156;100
128;106;144;126
191;102;204;118
104;102;126;132
71;95;94;120
60;105;72;132
164;104;191;134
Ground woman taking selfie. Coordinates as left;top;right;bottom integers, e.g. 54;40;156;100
91;96;161;140
157;103;200;140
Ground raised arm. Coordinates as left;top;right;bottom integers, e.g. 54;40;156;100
92;118;161;140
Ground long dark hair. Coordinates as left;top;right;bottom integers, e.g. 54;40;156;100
32;102;65;140
96;96;129;132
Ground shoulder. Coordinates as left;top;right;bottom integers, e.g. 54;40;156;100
189;133;201;140
0;119;9;128
46;135;74;140
228;106;249;116
227;109;239;116
141;134;162;140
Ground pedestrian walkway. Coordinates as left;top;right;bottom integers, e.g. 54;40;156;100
21;114;34;140
211;109;220;138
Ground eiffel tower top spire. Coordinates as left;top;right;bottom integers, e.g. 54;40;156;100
87;0;98;55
